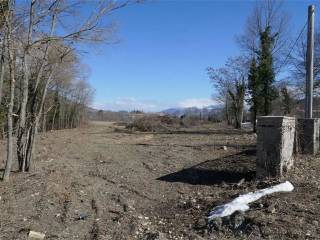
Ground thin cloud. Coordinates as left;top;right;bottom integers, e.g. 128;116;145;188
92;97;170;112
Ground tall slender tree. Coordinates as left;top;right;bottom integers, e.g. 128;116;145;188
2;0;15;181
247;57;261;132
257;26;278;115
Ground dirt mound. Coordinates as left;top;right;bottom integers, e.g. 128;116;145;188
126;115;181;132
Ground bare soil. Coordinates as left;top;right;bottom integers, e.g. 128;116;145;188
0;121;319;240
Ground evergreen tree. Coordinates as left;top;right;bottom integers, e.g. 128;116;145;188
247;57;261;132
257;26;278;115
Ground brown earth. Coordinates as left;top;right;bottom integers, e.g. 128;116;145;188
0;121;319;240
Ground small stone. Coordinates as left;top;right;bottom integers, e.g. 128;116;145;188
76;213;89;220
194;218;207;229
142;221;149;226
223;146;227;150
266;204;276;214
237;178;245;186
28;231;45;240
141;231;167;240
312;220;319;227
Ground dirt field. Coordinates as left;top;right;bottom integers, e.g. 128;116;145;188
0;121;319;240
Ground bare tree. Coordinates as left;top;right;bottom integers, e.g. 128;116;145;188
208;57;248;129
289;30;320;97
0;0;9;105
3;0;15;181
0;0;140;179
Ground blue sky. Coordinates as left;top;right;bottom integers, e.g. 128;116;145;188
85;0;319;112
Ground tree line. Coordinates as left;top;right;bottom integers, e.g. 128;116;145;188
208;0;319;132
0;0;137;181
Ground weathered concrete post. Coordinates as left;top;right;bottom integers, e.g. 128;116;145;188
256;116;295;178
297;118;320;155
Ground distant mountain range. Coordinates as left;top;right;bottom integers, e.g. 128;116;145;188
88;104;224;122
160;105;223;118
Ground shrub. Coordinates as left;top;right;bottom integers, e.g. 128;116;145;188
126;115;181;132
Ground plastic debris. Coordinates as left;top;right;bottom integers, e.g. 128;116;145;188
28;231;45;240
208;181;294;220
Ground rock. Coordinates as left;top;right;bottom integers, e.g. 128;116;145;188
187;233;205;240
229;211;245;230
123;203;128;212
266;203;276;214
141;231;167;240
236;178;245;186
223;146;228;150
208;217;222;231
194;218;207;229
179;199;193;209
76;213;89;220
312;220;319;227
28;231;45;240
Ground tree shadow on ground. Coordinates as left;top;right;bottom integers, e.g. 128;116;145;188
157;149;256;186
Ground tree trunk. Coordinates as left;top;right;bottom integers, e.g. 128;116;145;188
51;106;57;130
17;0;35;172
3;5;15;181
3;73;14;181
235;104;244;129
233;103;243;129
1;125;4;140
0;40;5;105
225;96;232;125
42;111;46;132
17;5;57;172
17;54;30;171
252;110;257;133
22;67;54;171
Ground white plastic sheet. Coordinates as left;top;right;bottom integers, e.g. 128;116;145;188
208;181;294;220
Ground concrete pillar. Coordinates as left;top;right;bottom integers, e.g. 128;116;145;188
256;116;295;179
297;118;320;155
